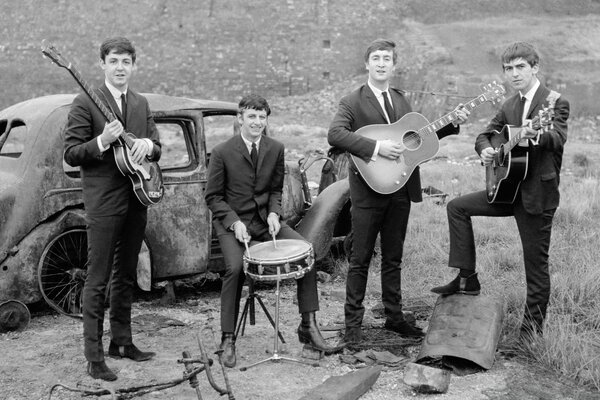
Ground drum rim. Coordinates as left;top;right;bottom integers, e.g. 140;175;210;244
243;239;312;264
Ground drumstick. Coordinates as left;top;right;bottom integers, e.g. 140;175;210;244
244;239;251;257
272;232;277;249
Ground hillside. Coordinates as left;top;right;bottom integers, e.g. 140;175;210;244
1;0;599;118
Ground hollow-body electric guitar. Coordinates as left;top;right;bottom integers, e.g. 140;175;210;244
485;90;560;204
41;40;164;206
351;82;505;194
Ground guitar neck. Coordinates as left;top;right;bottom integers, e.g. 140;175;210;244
66;65;135;149
418;93;490;136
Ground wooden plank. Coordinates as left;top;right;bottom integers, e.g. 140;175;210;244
299;365;383;400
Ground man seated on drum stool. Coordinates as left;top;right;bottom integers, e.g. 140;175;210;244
204;94;339;368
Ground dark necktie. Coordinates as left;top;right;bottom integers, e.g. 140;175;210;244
382;91;395;123
251;142;258;170
120;93;127;129
516;96;526;126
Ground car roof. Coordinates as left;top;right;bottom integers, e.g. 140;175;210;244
0;93;238;121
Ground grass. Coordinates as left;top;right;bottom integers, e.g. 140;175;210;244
275;116;600;390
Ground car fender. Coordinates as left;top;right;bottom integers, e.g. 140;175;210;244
295;178;350;261
0;209;86;304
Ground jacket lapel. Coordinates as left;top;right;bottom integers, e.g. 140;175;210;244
256;135;269;172
526;85;550;120
364;85;388;123
235;134;253;169
99;85;126;126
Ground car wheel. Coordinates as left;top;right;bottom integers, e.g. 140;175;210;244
37;229;87;318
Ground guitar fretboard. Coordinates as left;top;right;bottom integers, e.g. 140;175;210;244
417;93;490;136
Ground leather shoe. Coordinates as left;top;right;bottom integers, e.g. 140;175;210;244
342;327;362;344
219;333;236;368
431;272;480;295
384;319;425;338
297;312;344;354
87;360;117;381
108;342;155;362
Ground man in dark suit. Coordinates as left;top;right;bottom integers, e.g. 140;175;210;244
431;42;570;339
205;94;336;368
64;37;161;381
328;39;469;344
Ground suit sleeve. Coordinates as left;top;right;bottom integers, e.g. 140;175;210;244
204;146;240;229
475;107;507;155
328;96;377;161
144;99;162;162
64;94;103;167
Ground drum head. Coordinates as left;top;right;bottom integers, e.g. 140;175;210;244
245;239;311;264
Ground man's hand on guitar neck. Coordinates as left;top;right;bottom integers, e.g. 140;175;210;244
99;119;124;149
99;120;151;164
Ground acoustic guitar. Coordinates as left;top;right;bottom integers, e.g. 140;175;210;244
485;91;560;204
351;82;505;194
41;40;164;206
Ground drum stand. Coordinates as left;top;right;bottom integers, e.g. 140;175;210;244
235;279;285;344
239;267;318;371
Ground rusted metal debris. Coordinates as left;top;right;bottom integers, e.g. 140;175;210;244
47;330;235;400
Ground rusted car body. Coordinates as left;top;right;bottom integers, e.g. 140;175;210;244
0;94;350;326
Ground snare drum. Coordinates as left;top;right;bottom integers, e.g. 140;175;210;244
243;239;314;282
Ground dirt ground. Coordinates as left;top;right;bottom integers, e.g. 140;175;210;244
1;276;599;400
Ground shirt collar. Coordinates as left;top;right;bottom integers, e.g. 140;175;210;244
105;80;127;99
367;80;390;98
241;134;261;152
520;78;540;102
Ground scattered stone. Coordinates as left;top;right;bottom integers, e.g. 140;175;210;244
299;365;383;400
317;271;332;283
402;362;450;394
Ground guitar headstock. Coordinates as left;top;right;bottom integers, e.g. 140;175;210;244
41;40;71;69
480;81;506;105
531;106;555;132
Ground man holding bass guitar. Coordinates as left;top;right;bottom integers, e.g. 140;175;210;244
431;42;570;340
64;37;161;381
328;38;470;344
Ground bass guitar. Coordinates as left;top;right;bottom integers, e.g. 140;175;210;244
41;40;164;206
351;82;505;194
486;90;560;204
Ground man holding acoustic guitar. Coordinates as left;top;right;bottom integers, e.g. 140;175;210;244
64;37;162;381
328;38;470;344
431;42;570;340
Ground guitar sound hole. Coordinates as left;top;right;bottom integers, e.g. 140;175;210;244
403;131;422;150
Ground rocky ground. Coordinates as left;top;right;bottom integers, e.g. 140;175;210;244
2;272;599;400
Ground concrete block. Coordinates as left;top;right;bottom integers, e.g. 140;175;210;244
402;362;450;394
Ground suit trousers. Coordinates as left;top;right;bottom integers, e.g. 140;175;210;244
345;186;411;328
447;190;556;330
82;198;147;361
216;216;319;333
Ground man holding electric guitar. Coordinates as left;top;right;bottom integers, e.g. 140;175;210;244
328;38;470;344
431;42;570;340
64;37;162;381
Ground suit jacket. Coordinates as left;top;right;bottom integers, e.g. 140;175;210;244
475;84;570;214
328;84;458;205
205;134;285;232
64;85;162;216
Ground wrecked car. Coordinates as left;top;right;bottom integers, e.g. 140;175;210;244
0;94;350;330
